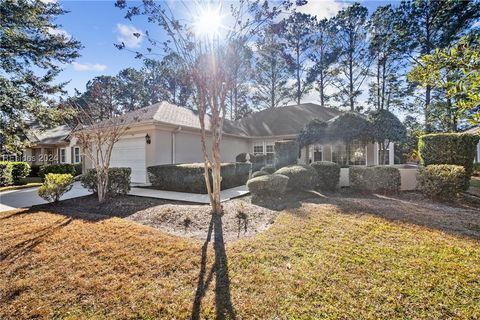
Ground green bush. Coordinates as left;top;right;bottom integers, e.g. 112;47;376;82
474;162;480;176
39;164;77;179
80;167;131;196
419;133;479;189
418;165;466;201
147;162;250;194
0;163;13;186
252;170;269;178
310;161;340;191
274;164;318;190
235;153;255;163
247;174;289;198
29;165;41;177
252;154;267;172
261;165;276;174
274;140;299;169
74;164;82;176
350;166;401;194
38;173;74;203
0;161;30;184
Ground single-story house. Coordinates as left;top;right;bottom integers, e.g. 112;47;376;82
466;126;480;162
23;102;395;184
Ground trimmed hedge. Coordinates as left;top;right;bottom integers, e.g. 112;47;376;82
38;173;74;203
252;170;269;178
247;174;289;198
474;163;480;176
419;133;479;189
147;162;251;194
274;164;318;190
0;163;12;186
0;161;30;184
235;153;266;172
311;161;340;191
39;164;77;179
29;165;41;177
235;153;255;163
274;140;299;169
418;165;466;201
80;167;131;197
261;165;276;174
350;166;401;194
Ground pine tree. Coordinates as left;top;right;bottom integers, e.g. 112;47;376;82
115;68;148;112
0;0;81;152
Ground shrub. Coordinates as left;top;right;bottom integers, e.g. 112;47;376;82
275;164;318;190
29;165;41;177
350;166;401;193
311;161;340;191
0;161;30;184
418;165;467;201
74;164;83;176
148;162;250;194
0;163;13;186
418;133;479;189
81;167;131;196
274;140;299;169
235;153;255;163
252;154;266;172
261;165;276;174
247;174;289;198
252;170;269;178
39;164;77;179
38;173;74;203
474;163;480;176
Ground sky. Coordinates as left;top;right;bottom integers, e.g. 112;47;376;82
54;0;398;101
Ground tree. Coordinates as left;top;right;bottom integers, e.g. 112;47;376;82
398;115;424;163
367;5;408;111
408;34;480;130
0;0;81;152
251;23;292;109
225;38;253;120
368;110;407;164
116;0;281;215
330;112;370;165
73;105;132;203
116;68;147;112
396;0;480;132
282;11;316;104
331;3;370;111
81;76;121;121
307;18;339;108
297;119;328;163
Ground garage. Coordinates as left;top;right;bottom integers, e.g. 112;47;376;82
110;136;146;184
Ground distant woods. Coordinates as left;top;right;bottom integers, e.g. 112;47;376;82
72;0;479;131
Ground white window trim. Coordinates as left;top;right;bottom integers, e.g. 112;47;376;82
59;148;66;164
73;147;81;164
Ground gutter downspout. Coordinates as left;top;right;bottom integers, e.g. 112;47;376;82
171;126;182;164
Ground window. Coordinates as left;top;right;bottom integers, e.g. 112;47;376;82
313;145;323;162
331;140;366;166
59;149;66;163
73;147;81;164
253;145;264;155
265;143;274;164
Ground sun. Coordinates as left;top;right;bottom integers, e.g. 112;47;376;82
192;6;224;38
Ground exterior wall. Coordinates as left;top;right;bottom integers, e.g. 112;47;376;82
366;143;375;166
149;129;171;167
475;142;480;163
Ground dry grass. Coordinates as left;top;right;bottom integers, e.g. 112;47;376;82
1;197;479;319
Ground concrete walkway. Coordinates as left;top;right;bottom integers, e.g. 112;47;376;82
0;182;91;212
129;185;249;204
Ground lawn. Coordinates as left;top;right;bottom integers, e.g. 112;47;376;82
1;194;479;319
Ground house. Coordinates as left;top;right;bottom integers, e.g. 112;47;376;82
23;102;396;184
23;124;82;167
466;126;480;162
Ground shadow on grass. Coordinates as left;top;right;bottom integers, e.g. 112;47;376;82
0;217;72;262
191;213;236;320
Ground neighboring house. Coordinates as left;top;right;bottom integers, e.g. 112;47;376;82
466;126;480;162
23;124;82;167
23;102;396;184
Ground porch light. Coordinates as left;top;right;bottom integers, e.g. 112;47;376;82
145;134;151;144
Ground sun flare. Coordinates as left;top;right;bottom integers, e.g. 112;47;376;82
193;6;224;38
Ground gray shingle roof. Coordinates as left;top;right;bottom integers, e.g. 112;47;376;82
26;124;72;145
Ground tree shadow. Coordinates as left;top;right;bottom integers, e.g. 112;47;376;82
191;213;236;320
0;217;72;262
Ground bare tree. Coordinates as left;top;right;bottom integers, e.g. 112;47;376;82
116;0;281;214
73;105;131;203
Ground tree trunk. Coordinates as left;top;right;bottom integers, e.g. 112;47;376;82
296;43;301;105
97;168;109;203
425;85;432;133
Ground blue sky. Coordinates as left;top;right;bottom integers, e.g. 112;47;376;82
55;0;398;97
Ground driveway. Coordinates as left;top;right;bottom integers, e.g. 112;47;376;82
0;182;91;212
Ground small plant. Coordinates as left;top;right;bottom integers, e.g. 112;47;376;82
183;217;192;231
38;173;74;203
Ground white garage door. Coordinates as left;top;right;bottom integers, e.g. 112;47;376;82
110;137;146;184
